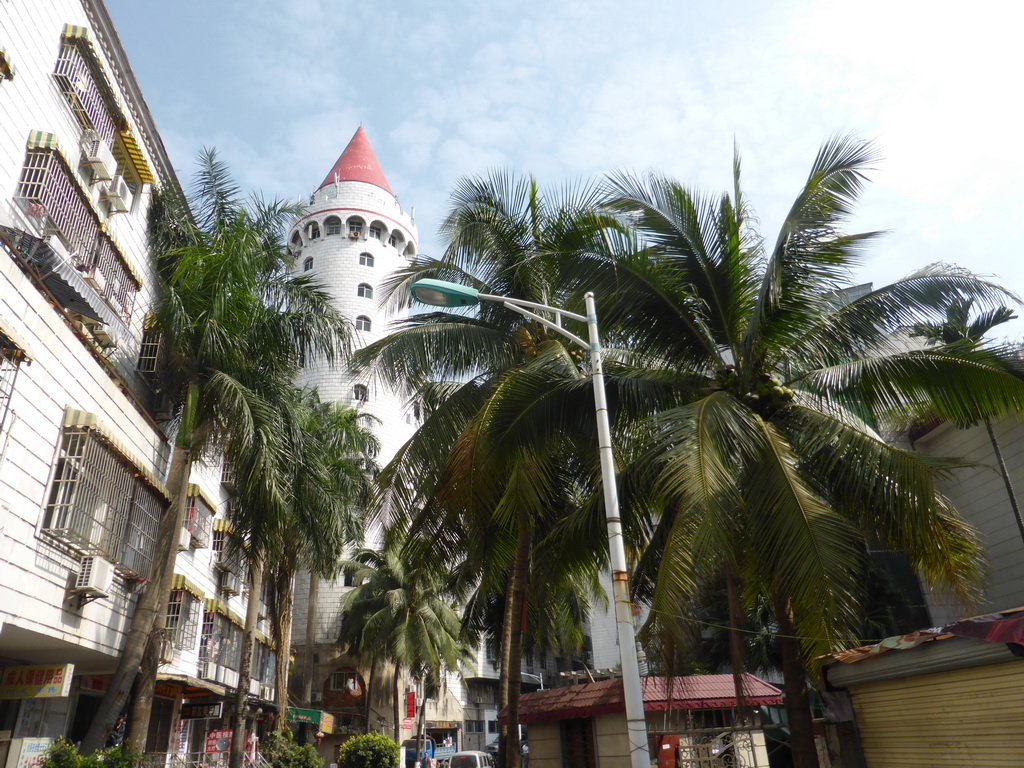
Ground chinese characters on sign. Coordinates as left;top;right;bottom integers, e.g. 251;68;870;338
15;738;52;768
205;729;233;753
181;703;224;720
0;665;74;699
406;691;415;718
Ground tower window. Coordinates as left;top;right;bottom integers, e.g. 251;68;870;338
308;221;320;240
355;316;371;332
359;253;374;268
388;235;397;248
348;219;364;237
357;283;373;299
324;216;342;235
352;384;368;403
368;226;381;240
303;257;313;272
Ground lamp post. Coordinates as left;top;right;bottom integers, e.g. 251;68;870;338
410;278;651;768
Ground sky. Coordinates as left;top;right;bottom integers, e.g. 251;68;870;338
105;0;1024;338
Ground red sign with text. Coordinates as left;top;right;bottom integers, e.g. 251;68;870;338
406;691;415;718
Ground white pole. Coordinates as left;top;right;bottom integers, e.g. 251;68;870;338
584;292;651;768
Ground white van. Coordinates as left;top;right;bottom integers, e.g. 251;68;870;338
447;751;495;768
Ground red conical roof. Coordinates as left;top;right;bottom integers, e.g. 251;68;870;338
317;126;393;194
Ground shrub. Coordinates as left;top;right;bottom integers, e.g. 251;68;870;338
336;733;400;768
41;739;140;768
261;732;322;768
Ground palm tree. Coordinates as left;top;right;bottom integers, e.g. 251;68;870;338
356;171;633;768
82;150;352;753
910;294;1024;543
337;543;469;743
576;137;1024;768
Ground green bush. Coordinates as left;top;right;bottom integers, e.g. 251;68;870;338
41;739;140;768
336;733;400;768
261;732;322;768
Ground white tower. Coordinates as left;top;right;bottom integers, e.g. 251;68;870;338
288;127;418;466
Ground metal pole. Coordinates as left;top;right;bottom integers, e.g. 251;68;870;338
584;292;651;768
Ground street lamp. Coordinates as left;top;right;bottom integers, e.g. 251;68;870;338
411;278;651;768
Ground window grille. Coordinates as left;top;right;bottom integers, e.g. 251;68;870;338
137;324;162;375
348;220;363;236
358;253;374;267
221;457;236;486
166;589;200;650
213;529;244;576
352;384;369;403
325;217;342;235
43;424;162;578
200;614;243;671
186;492;213;548
357;283;373;299
14;150;138;319
255;643;276;684
368;226;381;240
355;316;371;332
52;43;117;144
331;670;359;692
0;336;26;436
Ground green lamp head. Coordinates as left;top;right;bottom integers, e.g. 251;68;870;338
410;278;480;307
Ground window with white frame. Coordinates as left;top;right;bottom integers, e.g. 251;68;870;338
388;234;397;248
359;253;374;267
185;491;213;548
330;669;359;692
357;283;373;299
199;612;243;671
352;384;369;403
348;219;363;237
42;421;163;578
324;216;342;235
355;316;371;332
308;221;320;240
368;225;381;240
136;322;162;376
303;257;313;272
166;588;200;650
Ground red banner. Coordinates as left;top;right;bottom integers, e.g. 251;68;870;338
406;691;415;718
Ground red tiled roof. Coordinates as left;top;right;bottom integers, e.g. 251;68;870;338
317;126;393;194
505;674;782;724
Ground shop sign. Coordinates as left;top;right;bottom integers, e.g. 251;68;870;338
427;721;459;730
0;664;73;699
155;681;181;699
286;707;319;725
78;675;110;693
14;738;53;768
181;702;224;720
406;691;415;718
205;729;233;753
402;718;412;730
319;712;335;735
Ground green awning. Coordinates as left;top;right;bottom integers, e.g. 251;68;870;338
61;24;90;41
27;131;61;151
285;708;334;733
1;45;16;80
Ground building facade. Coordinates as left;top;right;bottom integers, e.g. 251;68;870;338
0;2;275;762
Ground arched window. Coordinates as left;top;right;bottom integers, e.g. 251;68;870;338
308;221;320;240
388;234;397;248
303;257;313;272
290;233;303;256
359;253;374;267
352;384;368;403
348;218;364;238
355;316;371;332
324;216;342;235
357;283;373;299
368;225;381;240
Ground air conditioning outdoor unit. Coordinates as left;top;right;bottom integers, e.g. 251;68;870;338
177;526;192;551
348;231;360;240
103;175;132;214
220;570;241;596
159;638;175;664
261;685;274;701
80;264;107;294
80;133;115;183
310;692;322;704
74;556;114;598
90;323;116;349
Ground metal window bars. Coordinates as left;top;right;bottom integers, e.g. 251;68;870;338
166;590;200;650
186;493;213;548
42;425;161;579
200;615;243;671
52;43;117;144
0;345;21;436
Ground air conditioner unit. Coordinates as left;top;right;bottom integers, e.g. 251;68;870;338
90;323;117;349
220;570;241;596
310;692;322;704
103;175;133;214
74;556;114;597
348;231;360;240
159;638;175;663
80;132;115;183
79;264;107;294
177;526;192;551
261;685;274;701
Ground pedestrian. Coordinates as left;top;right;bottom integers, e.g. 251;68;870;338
108;715;126;748
521;740;529;767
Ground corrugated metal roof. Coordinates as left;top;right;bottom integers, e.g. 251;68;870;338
508;674;782;724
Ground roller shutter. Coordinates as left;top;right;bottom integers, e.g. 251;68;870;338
850;660;1024;767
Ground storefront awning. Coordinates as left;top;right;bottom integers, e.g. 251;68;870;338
286;708;334;734
1;45;17;80
157;673;226;698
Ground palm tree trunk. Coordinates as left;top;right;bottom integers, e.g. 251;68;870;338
773;593;817;768
364;657;377;734
985;418;1024;545
230;559;264;768
500;522;530;768
81;443;192;754
303;572;319;706
725;569;748;721
272;564;294;731
393;665;402;743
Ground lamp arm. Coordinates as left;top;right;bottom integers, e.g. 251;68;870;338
489;300;589;351
478;294;588;324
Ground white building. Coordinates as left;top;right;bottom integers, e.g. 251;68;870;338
0;1;273;760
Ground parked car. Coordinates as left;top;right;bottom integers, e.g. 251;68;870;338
447;751;495;768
